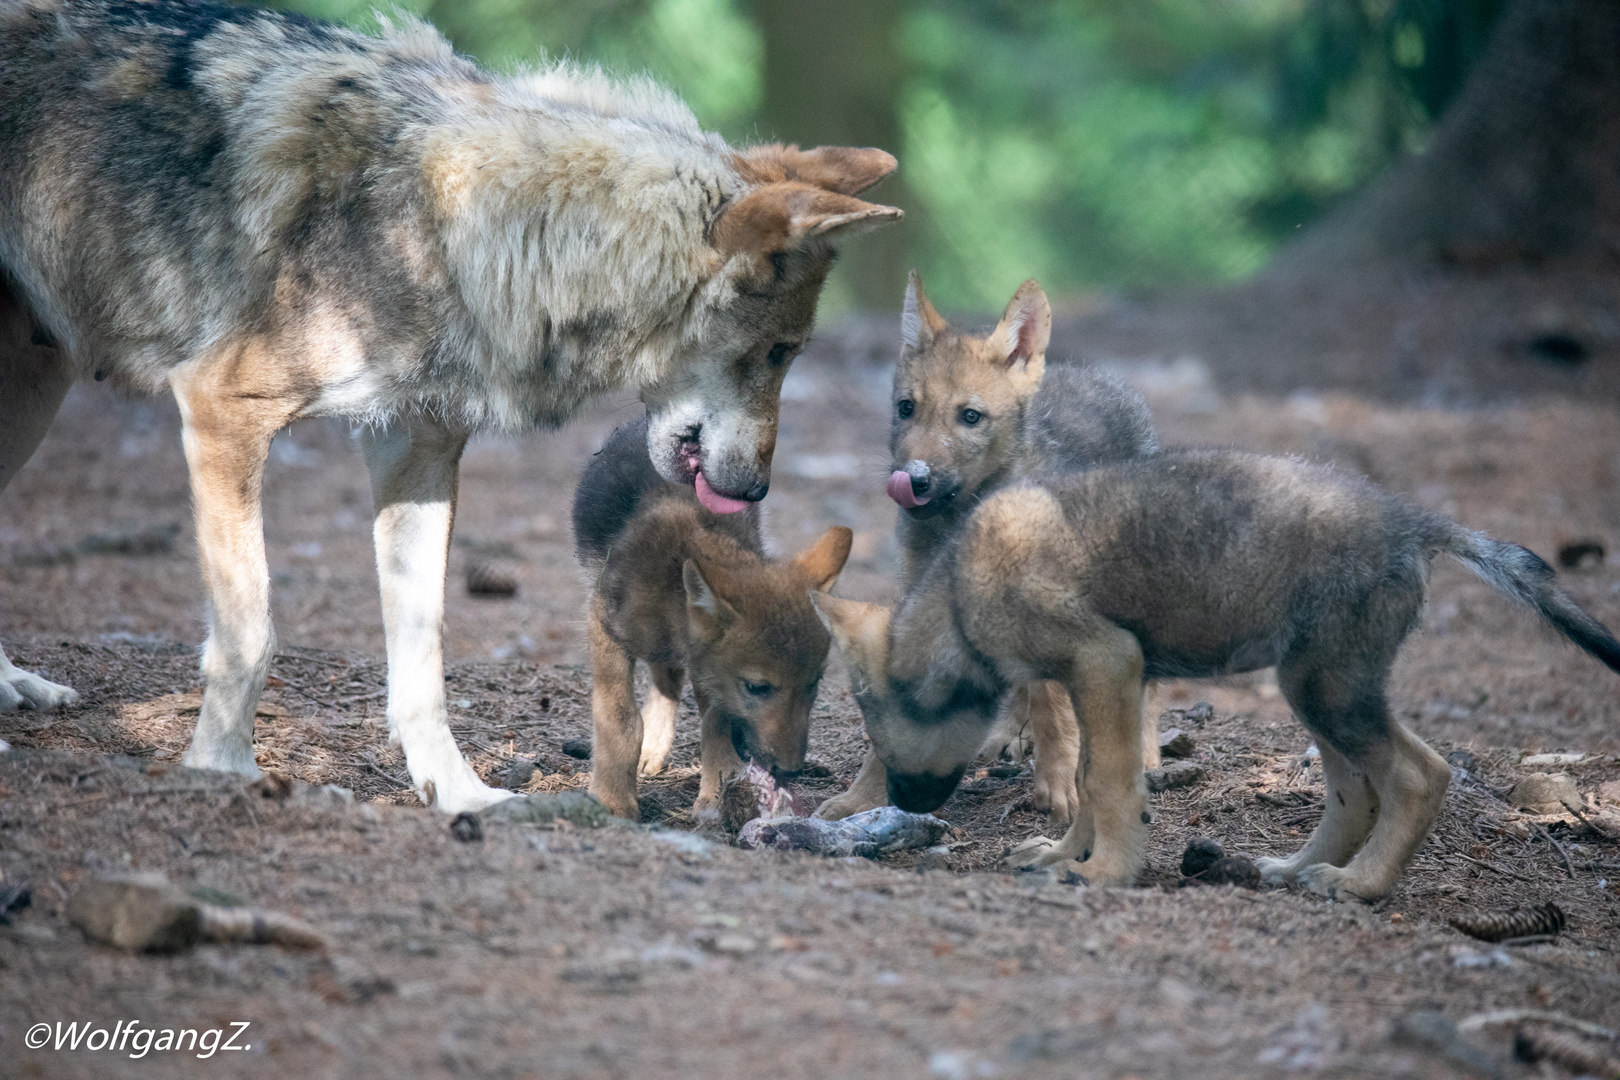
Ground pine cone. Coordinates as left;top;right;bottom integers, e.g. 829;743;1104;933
1448;901;1565;942
1514;1025;1620;1080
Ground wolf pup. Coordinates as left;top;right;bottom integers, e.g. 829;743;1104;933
575;420;852;821
816;272;1156;824
0;1;900;811
813;450;1620;900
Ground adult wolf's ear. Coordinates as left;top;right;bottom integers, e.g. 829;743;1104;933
794;526;854;593
737;144;898;196
901;270;949;353
807;593;892;681
988;280;1050;393
683;559;737;640
714;184;903;258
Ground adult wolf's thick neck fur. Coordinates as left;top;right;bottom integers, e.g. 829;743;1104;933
0;1;890;439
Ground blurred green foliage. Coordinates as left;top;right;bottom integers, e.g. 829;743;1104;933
272;0;1502;311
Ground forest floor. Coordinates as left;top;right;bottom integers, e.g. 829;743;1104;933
2;281;1619;1079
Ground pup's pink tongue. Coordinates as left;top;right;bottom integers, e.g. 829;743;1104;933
695;471;750;514
887;469;929;509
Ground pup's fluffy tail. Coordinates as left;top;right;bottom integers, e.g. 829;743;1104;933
1437;522;1620;674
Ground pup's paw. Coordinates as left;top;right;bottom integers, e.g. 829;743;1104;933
691;796;722;826
637;750;668;778
0;666;78;713
1254;854;1301;884
1297;862;1379;903
812;789;881;821
589;784;640;822
1033;770;1080;826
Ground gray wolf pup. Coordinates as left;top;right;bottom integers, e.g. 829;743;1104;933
816;271;1156;825
574;419;851;821
813;450;1620;900
0;0;900;811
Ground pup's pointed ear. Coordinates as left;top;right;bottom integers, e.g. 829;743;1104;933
808;593;891;679
794;526;854;593
901;269;948;353
778;145;897;195
714;184;902;258
683;559;736;639
987;279;1050;390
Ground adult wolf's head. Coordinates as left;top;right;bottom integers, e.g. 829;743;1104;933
886;273;1051;519
644;145;902;512
809;592;1000;814
683;527;853;778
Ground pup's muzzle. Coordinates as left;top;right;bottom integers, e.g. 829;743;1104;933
886;766;968;813
887;460;933;508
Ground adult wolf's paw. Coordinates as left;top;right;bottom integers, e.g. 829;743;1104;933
419;765;516;815
1003;835;1069;871
1297;862;1380;903
0;665;78;712
812;789;882;821
1254;854;1301;884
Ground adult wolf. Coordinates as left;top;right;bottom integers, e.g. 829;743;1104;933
0;0;900;812
815;451;1620;900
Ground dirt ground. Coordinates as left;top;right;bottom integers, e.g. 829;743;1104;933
2;303;1619;1079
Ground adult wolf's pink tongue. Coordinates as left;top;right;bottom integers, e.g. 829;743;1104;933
695;471;749;514
887;470;929;508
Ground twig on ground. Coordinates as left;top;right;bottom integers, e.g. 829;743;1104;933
363;762;410;789
1457;1009;1616;1041
1454;852;1537;884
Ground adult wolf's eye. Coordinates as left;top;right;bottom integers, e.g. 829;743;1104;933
896;399;914;419
743;680;774;698
767;342;794;366
960;408;982;425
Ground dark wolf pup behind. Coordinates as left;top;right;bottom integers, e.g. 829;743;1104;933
0;0;900;811
817;271;1157;824
815;451;1620;900
574;419;851;821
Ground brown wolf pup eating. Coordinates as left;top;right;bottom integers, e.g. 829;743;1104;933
0;0;900;812
575;420;852;821
813;450;1620;900
816;272;1157;825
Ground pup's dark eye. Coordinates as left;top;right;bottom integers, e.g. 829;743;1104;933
767;342;794;366
743;680;774;698
896;399;914;419
960;408;982;425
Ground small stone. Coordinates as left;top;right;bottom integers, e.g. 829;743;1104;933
481;789;612;828
1185;702;1214;725
466;561;518;597
1180;836;1224;878
503;759;537;790
1158;728;1195;759
1595;779;1620;807
449;812;484;842
1197;855;1260;888
1507;773;1581;815
561;738;592;760
1146;761;1207;793
67;873;202;953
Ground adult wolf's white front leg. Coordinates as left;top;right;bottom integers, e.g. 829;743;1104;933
364;420;512;814
0;645;77;712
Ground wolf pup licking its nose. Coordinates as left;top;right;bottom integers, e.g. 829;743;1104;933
816;272;1157;826
815;451;1620;900
0;0;900;813
575;420;852;822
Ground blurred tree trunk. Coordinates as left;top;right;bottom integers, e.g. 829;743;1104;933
1273;0;1620;276
752;0;911;311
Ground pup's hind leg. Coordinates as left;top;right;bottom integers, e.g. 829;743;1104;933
364;419;510;814
813;748;890;820
638;663;683;777
1300;723;1448;901
0;282;78;712
1256;739;1377;884
1029;680;1083;826
585;598;643;819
